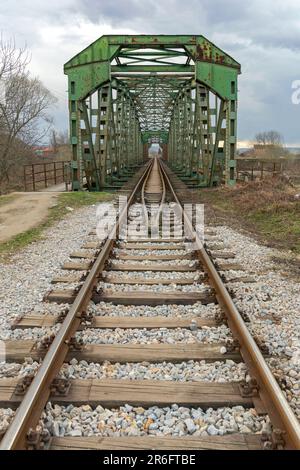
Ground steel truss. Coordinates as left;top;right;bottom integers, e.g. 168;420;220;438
64;35;241;190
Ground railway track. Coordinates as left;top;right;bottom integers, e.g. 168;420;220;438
0;157;300;450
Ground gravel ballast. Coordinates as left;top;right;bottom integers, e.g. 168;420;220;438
0;195;299;433
88;302;220;318
0;203;113;338
76;326;232;345
42;403;269;438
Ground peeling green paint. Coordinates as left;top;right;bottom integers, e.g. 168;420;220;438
64;35;240;190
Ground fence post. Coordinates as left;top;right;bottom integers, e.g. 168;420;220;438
32;165;36;191
261;162;264;180
63;163;68;191
24;166;27;191
54;162;57;185
44;164;47;188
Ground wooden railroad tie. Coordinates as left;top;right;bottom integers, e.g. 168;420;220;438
0;378;265;411
70;251;96;260
50;434;262;451
44;289;217;306
4;341;243;364
12;315;218;330
62;262;92;271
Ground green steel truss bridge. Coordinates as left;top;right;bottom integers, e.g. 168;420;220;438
64;35;241;191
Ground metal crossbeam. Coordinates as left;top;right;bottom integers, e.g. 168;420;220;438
64;35;241;190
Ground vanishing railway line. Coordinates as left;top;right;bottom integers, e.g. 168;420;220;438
0;158;300;450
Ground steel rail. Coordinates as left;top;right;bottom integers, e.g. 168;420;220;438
0;160;152;450
140;157;166;233
156;157;167;214
141;161;152;224
153;158;167;231
159;159;300;450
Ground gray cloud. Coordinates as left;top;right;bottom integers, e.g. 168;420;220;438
1;0;300;144
80;0;159;22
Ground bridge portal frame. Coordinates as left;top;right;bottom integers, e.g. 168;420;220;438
64;35;241;190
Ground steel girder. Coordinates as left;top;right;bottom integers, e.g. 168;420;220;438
64;35;241;190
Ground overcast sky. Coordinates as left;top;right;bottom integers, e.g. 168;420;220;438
1;0;300;145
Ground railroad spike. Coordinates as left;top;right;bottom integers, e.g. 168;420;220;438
261;429;286;450
238;378;259;398
225;338;240;352
65;336;84;351
56;308;69;324
238;309;251;322
215;311;228;326
37;334;56;353
26;426;52;451
253;336;270;355
50;378;71;397
14;374;35;396
77;310;94;325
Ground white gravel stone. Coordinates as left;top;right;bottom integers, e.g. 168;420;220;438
0;202;112;339
0;195;299;431
0;408;15;434
88;301;219;319
267;357;300;419
3;325;60;341
213;224;300;417
103;270;202;281
97;281;209;293
57;359;248;383
114;249;192;256
76;326;232;345
42;403;269;437
0;359;40;378
111;259;198;267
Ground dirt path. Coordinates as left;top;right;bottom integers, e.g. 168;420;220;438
0;192;60;243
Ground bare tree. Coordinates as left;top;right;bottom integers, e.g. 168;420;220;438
0;34;30;83
50;129;69;151
0;35;57;186
255;130;283;146
50;129;58;153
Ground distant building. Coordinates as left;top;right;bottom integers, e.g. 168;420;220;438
33;146;55;158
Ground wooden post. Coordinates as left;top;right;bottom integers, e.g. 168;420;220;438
261;162;264;180
54;162;57;185
24;166;27;191
63;162;68;191
44;164;47;188
32;165;36;191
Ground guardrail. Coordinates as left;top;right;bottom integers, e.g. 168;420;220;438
236;157;300;182
23;161;71;191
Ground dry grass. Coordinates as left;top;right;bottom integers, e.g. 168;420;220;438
199;178;300;254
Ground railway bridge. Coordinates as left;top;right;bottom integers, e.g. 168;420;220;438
64;35;241;191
